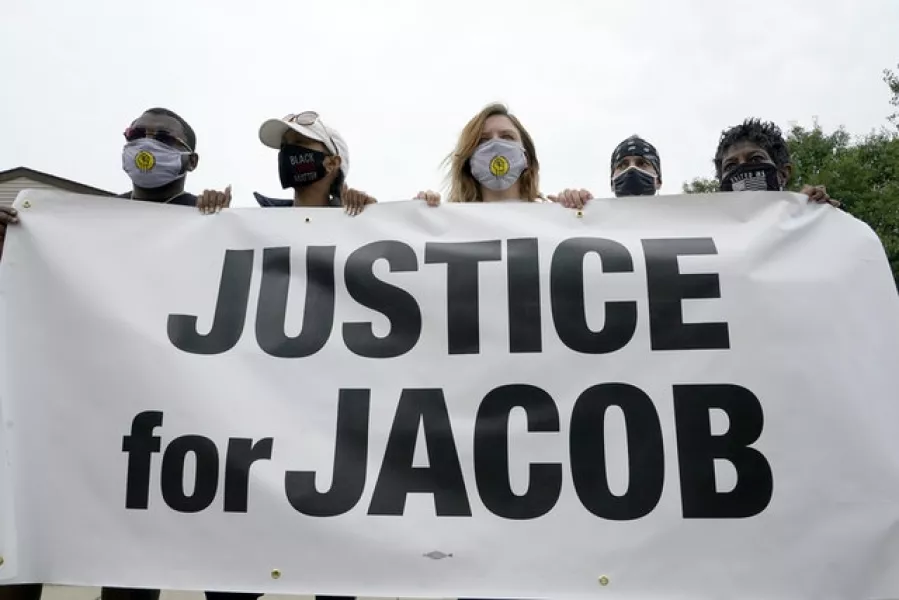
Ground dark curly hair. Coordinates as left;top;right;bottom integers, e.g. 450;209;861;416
713;118;790;180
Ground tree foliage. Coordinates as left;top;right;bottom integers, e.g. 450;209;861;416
684;64;899;286
885;63;899;129
788;123;899;285
682;177;719;194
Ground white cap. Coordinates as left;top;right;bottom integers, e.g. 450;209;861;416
259;111;350;178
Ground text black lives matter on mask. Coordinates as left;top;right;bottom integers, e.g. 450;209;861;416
122;236;774;523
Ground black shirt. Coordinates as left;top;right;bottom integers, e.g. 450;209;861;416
117;192;198;207
254;192;340;208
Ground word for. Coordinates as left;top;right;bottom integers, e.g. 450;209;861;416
167;237;730;359
122;382;772;520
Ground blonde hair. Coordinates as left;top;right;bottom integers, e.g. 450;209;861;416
444;103;541;203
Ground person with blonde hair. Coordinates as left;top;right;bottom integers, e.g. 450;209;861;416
417;102;542;205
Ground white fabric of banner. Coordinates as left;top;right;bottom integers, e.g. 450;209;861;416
1;189;899;599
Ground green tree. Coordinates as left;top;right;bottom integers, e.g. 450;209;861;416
885;63;898;128
787;124;899;284
684;65;899;286
682;177;719;194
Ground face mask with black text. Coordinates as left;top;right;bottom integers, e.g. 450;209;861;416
719;163;782;192
278;145;329;189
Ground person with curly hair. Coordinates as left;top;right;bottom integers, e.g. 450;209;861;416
715;117;837;205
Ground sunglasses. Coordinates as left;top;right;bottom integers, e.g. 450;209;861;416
283;111;340;157
124;127;193;152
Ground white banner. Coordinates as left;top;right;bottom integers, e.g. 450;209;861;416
2;189;899;599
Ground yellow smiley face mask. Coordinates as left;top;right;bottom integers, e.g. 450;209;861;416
122;139;190;189
470;139;527;191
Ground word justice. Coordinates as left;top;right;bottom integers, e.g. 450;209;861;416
166;237;731;358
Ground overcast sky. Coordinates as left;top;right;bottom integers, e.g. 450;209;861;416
2;0;897;206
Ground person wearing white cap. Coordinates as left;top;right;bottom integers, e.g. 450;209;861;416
244;111;366;600
256;110;375;215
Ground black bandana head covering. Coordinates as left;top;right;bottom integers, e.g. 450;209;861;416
610;135;662;182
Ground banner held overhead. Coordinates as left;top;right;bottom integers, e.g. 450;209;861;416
1;189;899;599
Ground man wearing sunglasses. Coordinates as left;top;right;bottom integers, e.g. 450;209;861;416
0;109;233;600
0;108;228;265
125;113;252;600
121;107;231;213
255;110;376;215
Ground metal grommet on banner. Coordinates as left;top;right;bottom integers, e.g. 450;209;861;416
270;568;281;579
305;217;311;223
598;575;610;586
0;556;4;567
576;210;584;218
22;201;31;209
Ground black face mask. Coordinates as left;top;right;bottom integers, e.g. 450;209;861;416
612;167;657;197
278;145;329;189
720;163;782;192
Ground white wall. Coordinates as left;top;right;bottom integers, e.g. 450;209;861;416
0;177;63;207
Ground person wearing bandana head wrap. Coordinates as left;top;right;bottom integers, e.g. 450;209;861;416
714;118;838;206
548;134;662;209
609;135;662;197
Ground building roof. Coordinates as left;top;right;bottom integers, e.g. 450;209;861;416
0;166;116;197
